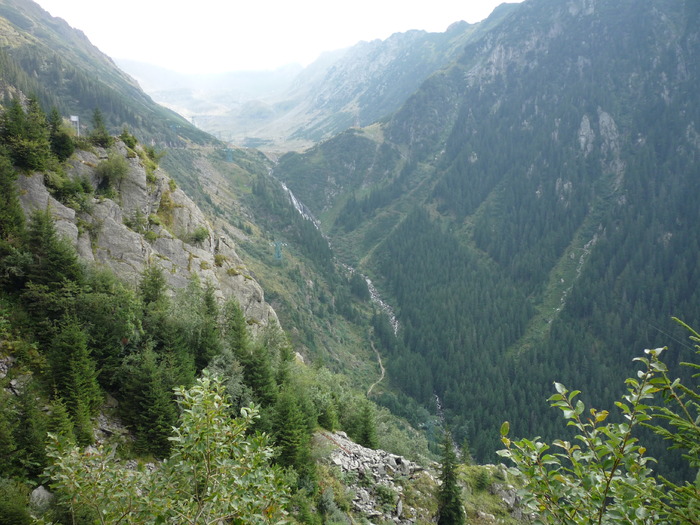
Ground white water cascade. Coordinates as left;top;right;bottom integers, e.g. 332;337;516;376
276;178;399;335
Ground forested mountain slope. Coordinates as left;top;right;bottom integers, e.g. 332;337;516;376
0;0;210;144
275;0;700;468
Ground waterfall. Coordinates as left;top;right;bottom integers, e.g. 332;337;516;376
279;180;321;230
277;178;399;335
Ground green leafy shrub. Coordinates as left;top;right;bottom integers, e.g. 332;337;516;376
123;210;148;234
188;225;209;245
95;151;128;191
44;373;290;523
474;469;490;491
499;319;700;524
118;127;137;149
144;144;165;165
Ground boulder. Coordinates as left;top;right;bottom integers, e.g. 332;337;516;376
30;485;53;514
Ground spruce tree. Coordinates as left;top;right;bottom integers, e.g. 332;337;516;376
273;387;316;487
0;97;51;171
47;396;76;445
0;390;18;476
14;385;48;478
48;107;74;161
224;299;249;356
437;429;465;525
0;154;24;243
357;402;378;449
139;265;167;307
118;347;177;457
26;209;83;289
49;317;101;445
89;108;113;148
192;282;222;371
273;388;307;469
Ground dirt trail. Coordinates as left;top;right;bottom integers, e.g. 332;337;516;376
367;336;385;396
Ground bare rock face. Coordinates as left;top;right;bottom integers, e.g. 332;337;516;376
317;431;432;524
17;142;277;327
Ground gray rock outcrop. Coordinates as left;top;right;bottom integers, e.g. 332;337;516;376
317;431;430;524
17;142;276;326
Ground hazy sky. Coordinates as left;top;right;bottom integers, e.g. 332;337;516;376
35;0;522;74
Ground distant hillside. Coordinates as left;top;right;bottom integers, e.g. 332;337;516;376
0;0;212;145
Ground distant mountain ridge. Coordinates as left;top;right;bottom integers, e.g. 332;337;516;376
120;6;519;150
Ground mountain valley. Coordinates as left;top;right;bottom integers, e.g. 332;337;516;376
1;0;699;522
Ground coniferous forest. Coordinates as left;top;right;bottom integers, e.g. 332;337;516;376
1;0;700;522
275;0;700;474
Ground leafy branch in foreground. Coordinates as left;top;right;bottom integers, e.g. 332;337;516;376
43;372;289;524
499;319;700;524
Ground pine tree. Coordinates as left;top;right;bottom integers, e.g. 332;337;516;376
26;209;83;289
0;154;25;243
0;389;19;476
243;342;278;406
48;107;74;161
357;402;378;449
0;96;53;171
47;396;76;445
272;387;316;488
139;265;167;307
89;108;113;148
49;317;101;445
224;299;249;356
118;347;177;457
273;388;308;469
437;429;465;525
14;385;48;478
192;282;222;371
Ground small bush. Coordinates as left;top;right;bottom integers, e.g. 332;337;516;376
474;469;490;491
95;151;128;190
144;231;158;243
189;226;209;245
214;254;227;267
157;191;176;228
144;145;165;164
375;483;397;509
119;127;137;149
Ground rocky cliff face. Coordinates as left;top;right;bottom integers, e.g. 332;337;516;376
17;141;276;326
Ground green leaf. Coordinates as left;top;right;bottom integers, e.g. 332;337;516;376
501;421;510;437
